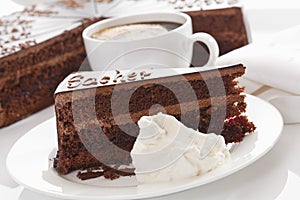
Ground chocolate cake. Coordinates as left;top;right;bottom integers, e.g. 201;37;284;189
0;5;103;127
0;0;249;127
166;0;249;55
187;7;249;55
53;64;255;175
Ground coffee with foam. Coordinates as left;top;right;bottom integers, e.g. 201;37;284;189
91;22;181;41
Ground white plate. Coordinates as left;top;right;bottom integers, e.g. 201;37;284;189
6;94;283;200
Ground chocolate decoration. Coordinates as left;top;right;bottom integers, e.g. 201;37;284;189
68;75;84;82
82;78;98;86
55;66;234;95
101;76;111;80
0;5;59;57
127;72;137;78
67;74;84;89
113;74;123;83
127;77;137;82
56;68;161;93
100;80;109;84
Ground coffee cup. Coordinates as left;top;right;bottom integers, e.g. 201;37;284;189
82;12;219;70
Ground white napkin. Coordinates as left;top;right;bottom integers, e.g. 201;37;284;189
217;25;300;124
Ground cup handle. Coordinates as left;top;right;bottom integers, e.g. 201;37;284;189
190;32;219;67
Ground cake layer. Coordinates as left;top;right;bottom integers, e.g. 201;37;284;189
56;94;246;128
54;100;251;175
0;49;87;127
187;7;249;55
0;47;85;99
114;95;246;126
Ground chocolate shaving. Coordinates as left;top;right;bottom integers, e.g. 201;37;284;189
76;165;135;181
115;168;135;177
103;170;120;180
77;171;104;181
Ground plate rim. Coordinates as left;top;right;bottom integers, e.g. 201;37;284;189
6;94;284;200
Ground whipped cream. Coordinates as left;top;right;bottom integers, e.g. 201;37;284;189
130;113;231;184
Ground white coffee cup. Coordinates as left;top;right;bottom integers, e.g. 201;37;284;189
82;12;219;70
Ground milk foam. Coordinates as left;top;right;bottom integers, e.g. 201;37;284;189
91;24;169;41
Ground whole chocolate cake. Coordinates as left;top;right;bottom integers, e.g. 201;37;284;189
53;64;255;175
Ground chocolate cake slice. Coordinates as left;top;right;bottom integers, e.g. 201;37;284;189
53;64;255;175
